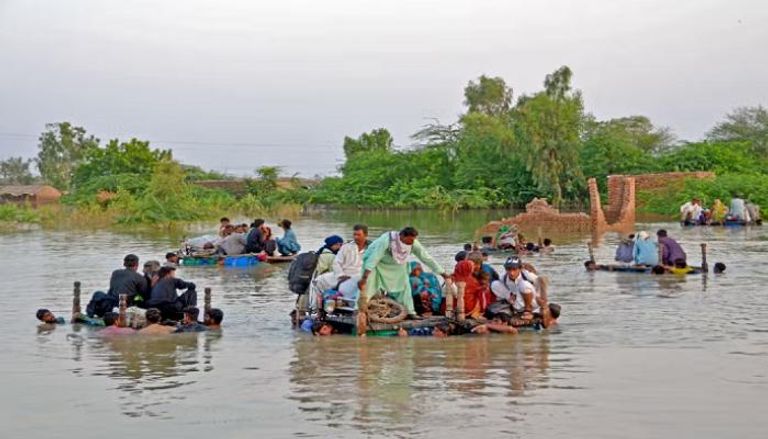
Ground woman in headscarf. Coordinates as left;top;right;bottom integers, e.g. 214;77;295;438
315;235;344;276
710;199;728;224
632;231;658;266
409;261;443;316
452;260;491;320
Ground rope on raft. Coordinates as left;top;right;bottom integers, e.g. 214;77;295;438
366;295;408;324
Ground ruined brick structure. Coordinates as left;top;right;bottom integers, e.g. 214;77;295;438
476;175;637;237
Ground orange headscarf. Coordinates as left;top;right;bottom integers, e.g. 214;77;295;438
452;260;490;315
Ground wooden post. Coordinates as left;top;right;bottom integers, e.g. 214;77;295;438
700;243;708;273
71;281;82;323
356;291;368;336
444;279;454;318
456;281;466;322
204;287;212;314
657;241;664;266
587;242;595;263
537;226;543;247
118;294;127;327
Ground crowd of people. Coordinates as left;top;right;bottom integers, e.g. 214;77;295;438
184;217;302;258
296;224;560;337
584;229;726;275
680;195;762;225
477;227;556;254
36;253;224;335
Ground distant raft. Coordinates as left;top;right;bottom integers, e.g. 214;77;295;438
181;253;296;267
681;219;762;227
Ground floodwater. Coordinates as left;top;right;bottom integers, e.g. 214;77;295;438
1;210;767;438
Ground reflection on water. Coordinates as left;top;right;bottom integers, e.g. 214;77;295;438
59;330;220;418
2;213;768;437
288;333;562;437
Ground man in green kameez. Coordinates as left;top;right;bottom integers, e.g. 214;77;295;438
357;227;448;320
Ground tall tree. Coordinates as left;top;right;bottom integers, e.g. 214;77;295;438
36;122;99;190
343;128;393;158
707;106;768;155
71;138;172;189
463;75;513;117
597;116;676;155
513;66;584;207
0;156;36;185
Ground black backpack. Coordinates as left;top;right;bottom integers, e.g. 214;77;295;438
287;252;320;295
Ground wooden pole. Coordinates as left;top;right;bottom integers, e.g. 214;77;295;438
537;226;543;247
456;281;466;322
118;294;127;327
204;287;212;314
587;242;595;263
71;281;81;323
444;279;454;317
700;243;708;273
657;241;664;266
356;289;369;336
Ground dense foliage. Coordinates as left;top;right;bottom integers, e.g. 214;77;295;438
311;67;768;213
2;66;767;225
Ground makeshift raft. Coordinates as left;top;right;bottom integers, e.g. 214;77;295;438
296;281;546;336
181;253;296;267
681;220;762;227
586;242;709;274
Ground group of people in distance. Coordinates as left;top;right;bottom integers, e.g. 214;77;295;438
585;229;726;275
36;253;224;335
185;217;302;258
480;226;556;254
300;224;559;337
680;195;762;225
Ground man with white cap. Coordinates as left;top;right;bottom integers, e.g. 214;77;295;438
491;257;541;317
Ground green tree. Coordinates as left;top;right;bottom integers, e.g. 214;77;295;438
0;156;36;185
581;117;661;181
71;138;172;189
343;128;393;158
513;66;584;207
36;122;99;190
707;106;768;155
463;75;513;117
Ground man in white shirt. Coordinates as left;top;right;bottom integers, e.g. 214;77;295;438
490;257;541;315
679;198;702;223
311;224;370;310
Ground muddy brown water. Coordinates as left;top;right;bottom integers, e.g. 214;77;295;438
1;210;767;438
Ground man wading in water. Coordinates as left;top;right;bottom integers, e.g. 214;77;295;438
357;227;449;333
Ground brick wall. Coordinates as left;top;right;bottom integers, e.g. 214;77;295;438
617;171;714;192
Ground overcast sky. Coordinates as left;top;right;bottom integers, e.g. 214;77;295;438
1;0;766;176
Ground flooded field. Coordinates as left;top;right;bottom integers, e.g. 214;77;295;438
2;211;767;438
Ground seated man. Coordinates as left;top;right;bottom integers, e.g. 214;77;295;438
491;257;543;319
311;227;368;310
147;266;197;320
479;236;495;252
217;225;247;256
657;229;686;266
496;227;517;250
106;254;150;309
137;308;175;335
204;308;224;330
174;307;208;333
680;198;703;224
218;217;231;236
614;234;635;263
729;195;749;221
99;312;136;336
